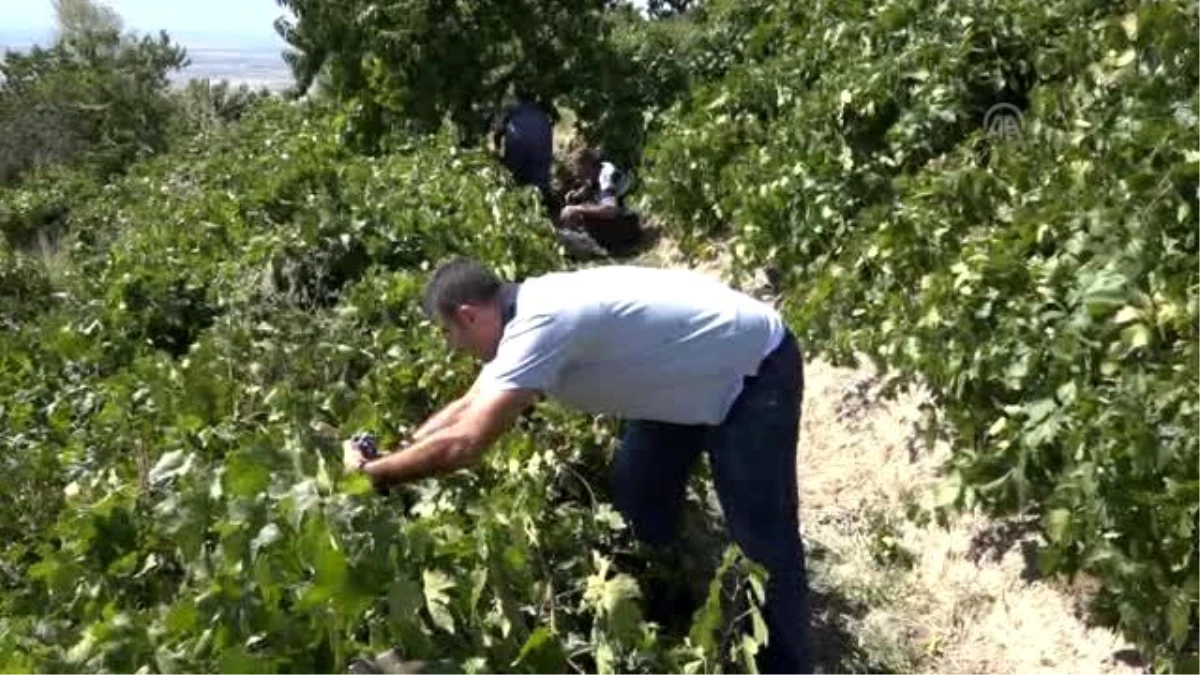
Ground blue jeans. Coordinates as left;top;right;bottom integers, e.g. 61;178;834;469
613;330;811;673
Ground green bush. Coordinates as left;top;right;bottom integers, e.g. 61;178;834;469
0;28;187;183
172;79;275;134
0;166;99;247
642;0;1198;667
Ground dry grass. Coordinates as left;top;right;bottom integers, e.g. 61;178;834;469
31;229;75;287
799;359;1143;674
634;236;1145;675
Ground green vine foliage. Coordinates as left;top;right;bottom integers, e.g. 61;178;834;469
0;99;769;672
642;0;1198;668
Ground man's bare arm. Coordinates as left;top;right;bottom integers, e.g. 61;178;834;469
410;377;484;441
362;388;538;485
560;202;622;228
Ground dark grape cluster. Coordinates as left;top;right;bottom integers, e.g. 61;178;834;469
350;431;379;459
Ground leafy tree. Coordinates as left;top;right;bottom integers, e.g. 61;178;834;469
0;1;187;184
646;0;696;18
53;0;122;40
274;0;613;150
563;6;711;166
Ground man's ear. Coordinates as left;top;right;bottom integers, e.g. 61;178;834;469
455;304;479;325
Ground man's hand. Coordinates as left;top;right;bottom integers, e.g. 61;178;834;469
342;437;393;496
564;183;593;205
342;438;370;473
342;431;381;472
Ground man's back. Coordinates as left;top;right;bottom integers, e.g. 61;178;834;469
503;102;552;155
497;101;553;193
481;266;786;425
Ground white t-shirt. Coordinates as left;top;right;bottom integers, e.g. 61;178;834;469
479;266;786;425
597;162;625;207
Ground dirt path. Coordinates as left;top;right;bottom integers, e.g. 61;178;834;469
636;235;1144;674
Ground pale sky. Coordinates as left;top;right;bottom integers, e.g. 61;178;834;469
0;0;290;43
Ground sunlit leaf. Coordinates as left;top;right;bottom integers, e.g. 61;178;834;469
423;569;456;634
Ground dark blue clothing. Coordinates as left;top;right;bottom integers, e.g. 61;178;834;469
500;102;553;196
612;329;812;674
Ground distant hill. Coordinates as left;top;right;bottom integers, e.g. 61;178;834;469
177;44;293;91
1;28;293;91
0;27;48;50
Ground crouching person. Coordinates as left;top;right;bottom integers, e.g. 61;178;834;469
558;150;642;256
